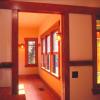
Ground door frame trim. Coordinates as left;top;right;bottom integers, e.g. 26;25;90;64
0;1;100;100
10;2;70;100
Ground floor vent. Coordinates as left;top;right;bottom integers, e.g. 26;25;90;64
38;87;45;91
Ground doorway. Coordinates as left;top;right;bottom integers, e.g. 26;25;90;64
18;12;62;100
11;2;69;100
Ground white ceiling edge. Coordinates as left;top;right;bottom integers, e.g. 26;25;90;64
13;0;100;7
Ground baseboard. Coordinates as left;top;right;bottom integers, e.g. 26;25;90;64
18;74;39;79
39;75;61;100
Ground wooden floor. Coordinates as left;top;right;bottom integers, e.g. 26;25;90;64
0;87;25;100
19;75;61;100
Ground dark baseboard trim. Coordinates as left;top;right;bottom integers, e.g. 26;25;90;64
69;60;93;66
18;74;39;79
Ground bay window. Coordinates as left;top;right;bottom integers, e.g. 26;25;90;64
41;21;60;78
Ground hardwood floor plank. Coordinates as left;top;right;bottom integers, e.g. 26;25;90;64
19;75;61;100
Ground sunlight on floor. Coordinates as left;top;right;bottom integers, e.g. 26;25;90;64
18;84;25;95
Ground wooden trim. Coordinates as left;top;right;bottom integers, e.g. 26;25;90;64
69;60;93;66
0;1;100;14
18;74;39;79
40;21;60;38
0;62;13;68
12;9;18;95
92;14;97;90
61;13;70;100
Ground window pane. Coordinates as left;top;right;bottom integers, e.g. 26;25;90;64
53;31;58;52
97;19;100;84
47;36;50;53
96;20;100;30
43;39;45;53
47;54;50;70
53;54;58;75
28;41;35;46
28;42;36;64
42;54;45;67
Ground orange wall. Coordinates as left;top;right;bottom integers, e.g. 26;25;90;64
38;14;62;96
0;9;12;87
18;26;39;75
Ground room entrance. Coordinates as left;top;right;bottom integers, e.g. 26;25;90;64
18;12;62;100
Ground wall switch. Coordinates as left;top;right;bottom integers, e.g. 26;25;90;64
72;71;78;78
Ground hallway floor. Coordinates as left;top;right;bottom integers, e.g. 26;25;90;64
19;75;61;100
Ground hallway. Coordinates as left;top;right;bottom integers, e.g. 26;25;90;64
19;75;61;100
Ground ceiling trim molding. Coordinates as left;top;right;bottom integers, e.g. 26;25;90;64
0;1;100;14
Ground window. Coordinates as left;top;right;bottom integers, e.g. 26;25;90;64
41;21;60;78
25;38;38;66
41;36;50;71
93;15;100;94
52;31;59;76
97;16;100;84
46;35;50;70
42;38;46;67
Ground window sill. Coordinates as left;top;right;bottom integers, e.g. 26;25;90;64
51;72;59;77
41;67;50;72
41;67;60;79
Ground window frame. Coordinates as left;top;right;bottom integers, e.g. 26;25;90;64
41;21;60;78
51;31;60;77
46;35;51;71
25;38;38;67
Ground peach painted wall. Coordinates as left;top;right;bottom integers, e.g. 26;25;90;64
0;69;12;87
69;14;92;60
18;26;38;75
14;0;100;7
69;14;100;100
38;14;62;96
0;9;12;63
0;9;12;87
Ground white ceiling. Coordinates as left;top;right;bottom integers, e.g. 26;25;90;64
18;12;56;28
